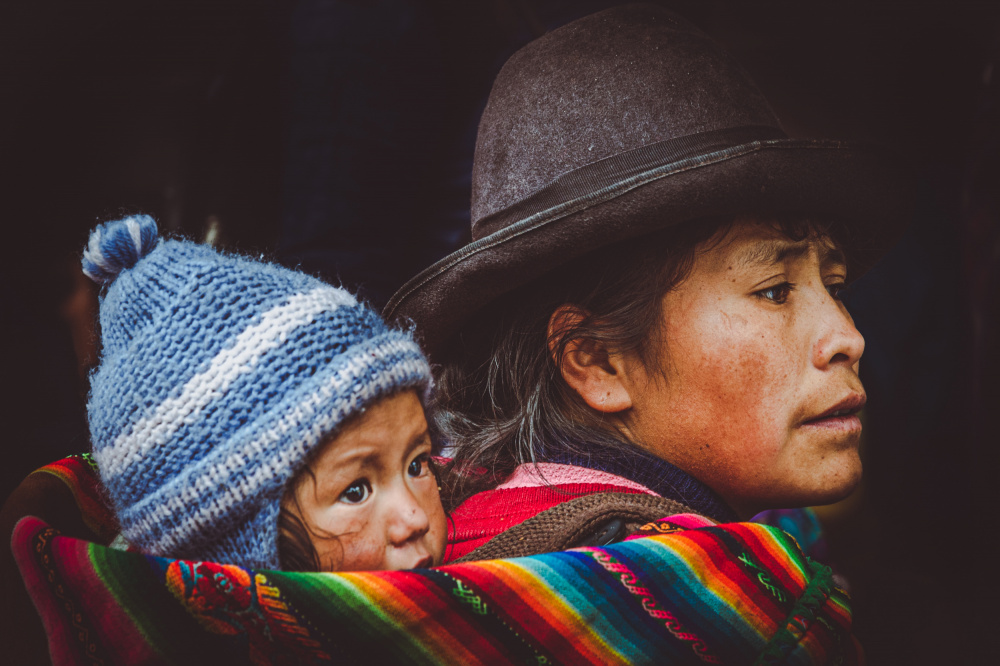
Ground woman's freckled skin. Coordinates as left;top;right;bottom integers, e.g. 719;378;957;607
618;220;866;519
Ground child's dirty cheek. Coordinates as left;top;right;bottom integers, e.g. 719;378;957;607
337;515;369;539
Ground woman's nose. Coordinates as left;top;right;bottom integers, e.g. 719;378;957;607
812;292;865;371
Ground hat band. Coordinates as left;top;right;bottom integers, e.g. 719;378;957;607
385;126;858;320
472;125;790;240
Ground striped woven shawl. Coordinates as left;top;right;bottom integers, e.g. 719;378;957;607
13;455;861;664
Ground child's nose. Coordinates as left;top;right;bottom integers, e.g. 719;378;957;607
386;487;431;546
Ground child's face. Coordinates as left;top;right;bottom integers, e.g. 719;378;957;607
620;220;865;518
284;390;447;571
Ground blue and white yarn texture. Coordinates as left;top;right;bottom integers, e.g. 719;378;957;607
83;215;431;570
82;214;159;285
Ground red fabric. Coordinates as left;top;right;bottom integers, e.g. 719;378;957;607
33;454;119;543
445;478;651;562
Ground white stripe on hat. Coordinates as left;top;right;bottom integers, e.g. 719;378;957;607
98;286;357;481
82;227;110;275
131;336;428;554
125;217;143;255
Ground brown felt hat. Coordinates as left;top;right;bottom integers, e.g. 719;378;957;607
385;3;910;358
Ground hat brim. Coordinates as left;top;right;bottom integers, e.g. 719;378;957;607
386;140;912;360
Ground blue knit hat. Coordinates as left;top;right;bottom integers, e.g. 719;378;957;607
82;215;431;570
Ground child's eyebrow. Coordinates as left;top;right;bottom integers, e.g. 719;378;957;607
407;429;432;452
332;429;432;468
734;240;846;270
327;449;381;469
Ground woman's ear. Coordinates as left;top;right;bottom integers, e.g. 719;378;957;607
547;305;633;413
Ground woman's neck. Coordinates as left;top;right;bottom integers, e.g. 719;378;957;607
541;446;739;523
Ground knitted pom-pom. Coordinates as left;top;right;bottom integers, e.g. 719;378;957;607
82;215;160;285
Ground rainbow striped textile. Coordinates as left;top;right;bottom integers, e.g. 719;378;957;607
13;512;861;665
32;453;120;544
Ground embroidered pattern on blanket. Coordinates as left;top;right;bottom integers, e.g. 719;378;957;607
14;515;863;665
587;548;719;663
165;561;329;664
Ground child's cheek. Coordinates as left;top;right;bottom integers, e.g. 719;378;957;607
429;501;448;565
338;531;393;572
312;507;382;572
319;504;366;536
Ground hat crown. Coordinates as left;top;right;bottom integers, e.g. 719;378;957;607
387;4;908;361
471;4;781;229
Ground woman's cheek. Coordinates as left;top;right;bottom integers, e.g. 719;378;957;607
692;329;787;459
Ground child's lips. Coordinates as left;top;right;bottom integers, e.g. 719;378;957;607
414;555;433;569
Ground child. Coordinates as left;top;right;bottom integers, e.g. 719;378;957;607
82;215;447;571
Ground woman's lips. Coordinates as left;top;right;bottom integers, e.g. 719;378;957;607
801;393;866;432
801;413;862;433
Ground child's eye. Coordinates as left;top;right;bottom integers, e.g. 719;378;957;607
755;282;794;305
826;282;847;301
407;455;429;478
339;480;371;504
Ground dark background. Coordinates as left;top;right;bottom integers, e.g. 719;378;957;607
2;1;997;663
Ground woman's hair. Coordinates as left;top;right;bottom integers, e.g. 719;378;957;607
435;215;835;500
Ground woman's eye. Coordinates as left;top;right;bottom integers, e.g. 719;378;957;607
755;282;793;304
408;455;429;478
826;282;847;301
339;480;371;504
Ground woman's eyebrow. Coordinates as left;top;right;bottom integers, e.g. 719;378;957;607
735;240;811;269
734;240;846;269
820;246;847;268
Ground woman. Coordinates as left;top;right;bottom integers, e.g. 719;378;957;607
384;4;909;558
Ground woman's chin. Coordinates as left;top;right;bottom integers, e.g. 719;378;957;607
729;458;863;518
792;458;864;510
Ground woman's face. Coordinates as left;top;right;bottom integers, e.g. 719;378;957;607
621;220;865;518
283;390;447;571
